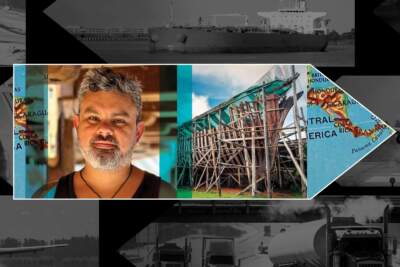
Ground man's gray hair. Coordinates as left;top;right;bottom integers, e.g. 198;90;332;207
78;67;142;121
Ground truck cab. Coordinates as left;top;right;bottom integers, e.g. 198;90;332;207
332;226;396;267
202;237;237;267
153;243;189;267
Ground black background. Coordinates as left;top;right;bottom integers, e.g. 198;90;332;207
3;0;396;266
0;68;13;195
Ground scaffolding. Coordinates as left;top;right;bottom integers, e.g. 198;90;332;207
177;66;307;197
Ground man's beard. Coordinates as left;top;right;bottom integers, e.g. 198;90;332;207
79;135;135;170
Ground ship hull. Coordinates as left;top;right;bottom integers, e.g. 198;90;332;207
148;27;329;53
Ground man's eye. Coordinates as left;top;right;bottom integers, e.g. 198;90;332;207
88;116;99;123
113;119;126;126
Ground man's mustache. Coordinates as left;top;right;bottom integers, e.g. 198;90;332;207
90;135;119;147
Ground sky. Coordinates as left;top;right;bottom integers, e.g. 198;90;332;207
191;64;307;126
46;0;354;33
0;197;98;241
192;65;275;117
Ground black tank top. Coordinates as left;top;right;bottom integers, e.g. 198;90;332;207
54;171;161;198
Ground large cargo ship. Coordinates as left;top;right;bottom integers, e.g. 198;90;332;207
149;0;329;53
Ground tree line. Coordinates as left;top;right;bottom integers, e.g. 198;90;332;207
0;235;98;258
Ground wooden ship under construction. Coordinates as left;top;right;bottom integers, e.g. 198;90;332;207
177;66;307;198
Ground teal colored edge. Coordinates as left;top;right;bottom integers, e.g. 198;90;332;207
14;65;26;198
26;66;49;198
177;65;192;198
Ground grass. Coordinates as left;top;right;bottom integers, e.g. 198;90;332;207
176;187;304;199
191;191;266;199
176;187;193;198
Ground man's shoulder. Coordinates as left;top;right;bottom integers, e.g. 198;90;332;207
32;172;75;198
32;182;58;198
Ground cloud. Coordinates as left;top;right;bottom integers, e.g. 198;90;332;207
193;65;273;95
332;196;391;223
264;196;390;224
192;92;211;118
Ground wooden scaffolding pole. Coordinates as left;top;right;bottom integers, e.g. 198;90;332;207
262;88;272;198
291;65;306;197
217;109;222;197
251;126;256;197
280;133;307;187
182;69;306;198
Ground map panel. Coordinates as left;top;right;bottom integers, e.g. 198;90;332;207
307;65;395;198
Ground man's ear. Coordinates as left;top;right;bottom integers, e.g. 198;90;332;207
73;114;80;129
136;121;145;143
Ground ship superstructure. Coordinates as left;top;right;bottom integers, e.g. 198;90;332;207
258;0;328;34
149;0;329;53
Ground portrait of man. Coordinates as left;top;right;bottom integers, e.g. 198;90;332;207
51;67;176;198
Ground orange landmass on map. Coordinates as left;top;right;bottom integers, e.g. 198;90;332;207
14;98;48;150
307;88;387;140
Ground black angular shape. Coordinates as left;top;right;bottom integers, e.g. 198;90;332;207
0;67;13;85
99;200;176;267
26;0;105;63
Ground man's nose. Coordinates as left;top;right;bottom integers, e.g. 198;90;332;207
96;121;114;137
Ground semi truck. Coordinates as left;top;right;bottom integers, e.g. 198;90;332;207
202;237;237;267
151;239;191;267
268;206;397;267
